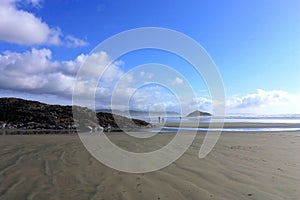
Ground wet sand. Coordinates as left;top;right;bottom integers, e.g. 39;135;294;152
0;131;299;200
165;122;300;128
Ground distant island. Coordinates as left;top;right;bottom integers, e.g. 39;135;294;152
186;110;212;117
0;98;150;131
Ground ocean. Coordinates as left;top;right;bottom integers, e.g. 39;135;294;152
136;114;300;132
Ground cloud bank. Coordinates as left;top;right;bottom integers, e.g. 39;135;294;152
0;48;299;115
227;89;300;114
0;0;87;46
0;48;122;100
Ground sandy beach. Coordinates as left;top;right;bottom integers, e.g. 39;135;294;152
0;130;299;200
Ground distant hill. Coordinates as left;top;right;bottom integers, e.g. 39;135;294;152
186;110;212;117
0;98;150;131
96;109;180;117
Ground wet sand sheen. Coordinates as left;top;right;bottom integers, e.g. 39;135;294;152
0;131;300;200
165;122;300;128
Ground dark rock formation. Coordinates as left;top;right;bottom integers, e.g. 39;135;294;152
0;97;150;131
186;110;212;117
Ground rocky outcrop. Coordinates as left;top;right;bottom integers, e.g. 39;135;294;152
186;110;212;117
0;98;151;131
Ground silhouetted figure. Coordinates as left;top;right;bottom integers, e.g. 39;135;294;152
107;124;111;132
158;116;161;123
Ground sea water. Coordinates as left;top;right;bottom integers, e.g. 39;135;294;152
137;114;300;132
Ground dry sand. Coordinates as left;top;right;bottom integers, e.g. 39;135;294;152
0;131;300;200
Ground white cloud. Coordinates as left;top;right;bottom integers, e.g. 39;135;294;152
129;85;179;112
1;48;299;115
0;0;87;46
178;89;300;115
186;97;212;113
1;48;57;75
181;89;300;115
171;77;183;85
65;35;88;48
0;48;123;100
227;89;300;114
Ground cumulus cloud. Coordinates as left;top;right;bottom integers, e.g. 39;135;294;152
0;48;123;100
0;48;169;111
128;85;179;111
1;48;299;114
175;89;300;115
186;97;212;113
185;89;300;115
227;89;300;114
0;0;87;46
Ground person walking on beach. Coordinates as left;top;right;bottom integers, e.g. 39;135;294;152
158;116;161;123
107;124;111;132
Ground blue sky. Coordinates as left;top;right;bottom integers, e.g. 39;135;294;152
0;0;299;114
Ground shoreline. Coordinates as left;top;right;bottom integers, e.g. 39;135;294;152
164;122;300;128
1;121;300;135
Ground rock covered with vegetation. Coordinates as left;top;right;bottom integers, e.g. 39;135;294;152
186;110;212;117
0;98;150;131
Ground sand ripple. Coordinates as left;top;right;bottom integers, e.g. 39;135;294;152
0;132;299;200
